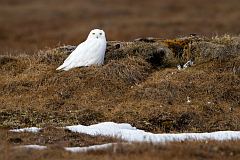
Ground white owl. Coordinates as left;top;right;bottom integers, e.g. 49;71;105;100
56;29;107;71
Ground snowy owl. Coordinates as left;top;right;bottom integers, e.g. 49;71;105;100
56;29;107;71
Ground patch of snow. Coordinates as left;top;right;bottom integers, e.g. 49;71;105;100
16;145;47;150
10;122;240;152
15;143;124;153
177;60;194;70
10;127;41;133
183;60;194;69
66;122;240;143
177;65;182;70
65;143;115;152
10;122;240;144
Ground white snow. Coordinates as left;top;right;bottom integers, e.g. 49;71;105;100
183;60;194;69
65;143;115;152
10;127;41;133
16;145;47;150
177;65;182;70
66;122;240;143
16;143;117;152
9;122;240;146
10;122;240;153
177;60;194;70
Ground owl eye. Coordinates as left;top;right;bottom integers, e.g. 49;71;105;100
99;33;102;35
92;33;95;35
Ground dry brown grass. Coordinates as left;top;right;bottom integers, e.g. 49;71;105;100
0;35;240;159
1;1;240;159
0;128;120;147
0;35;239;132
1;141;240;160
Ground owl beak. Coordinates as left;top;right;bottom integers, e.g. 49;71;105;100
96;36;99;39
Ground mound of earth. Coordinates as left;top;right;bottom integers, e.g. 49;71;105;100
0;35;239;133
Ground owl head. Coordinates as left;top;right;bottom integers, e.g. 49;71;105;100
87;29;106;40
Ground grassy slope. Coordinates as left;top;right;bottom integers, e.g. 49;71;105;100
0;35;239;132
0;35;240;159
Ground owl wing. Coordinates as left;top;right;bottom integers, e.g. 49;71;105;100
56;40;97;71
74;40;105;67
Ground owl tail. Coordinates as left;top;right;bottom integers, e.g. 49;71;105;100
56;65;63;70
56;64;69;71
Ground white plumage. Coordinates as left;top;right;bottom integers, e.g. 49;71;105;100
56;29;107;71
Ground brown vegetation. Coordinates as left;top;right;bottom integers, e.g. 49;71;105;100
0;128;120;147
1;140;240;160
0;0;240;159
0;35;240;159
0;35;239;132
